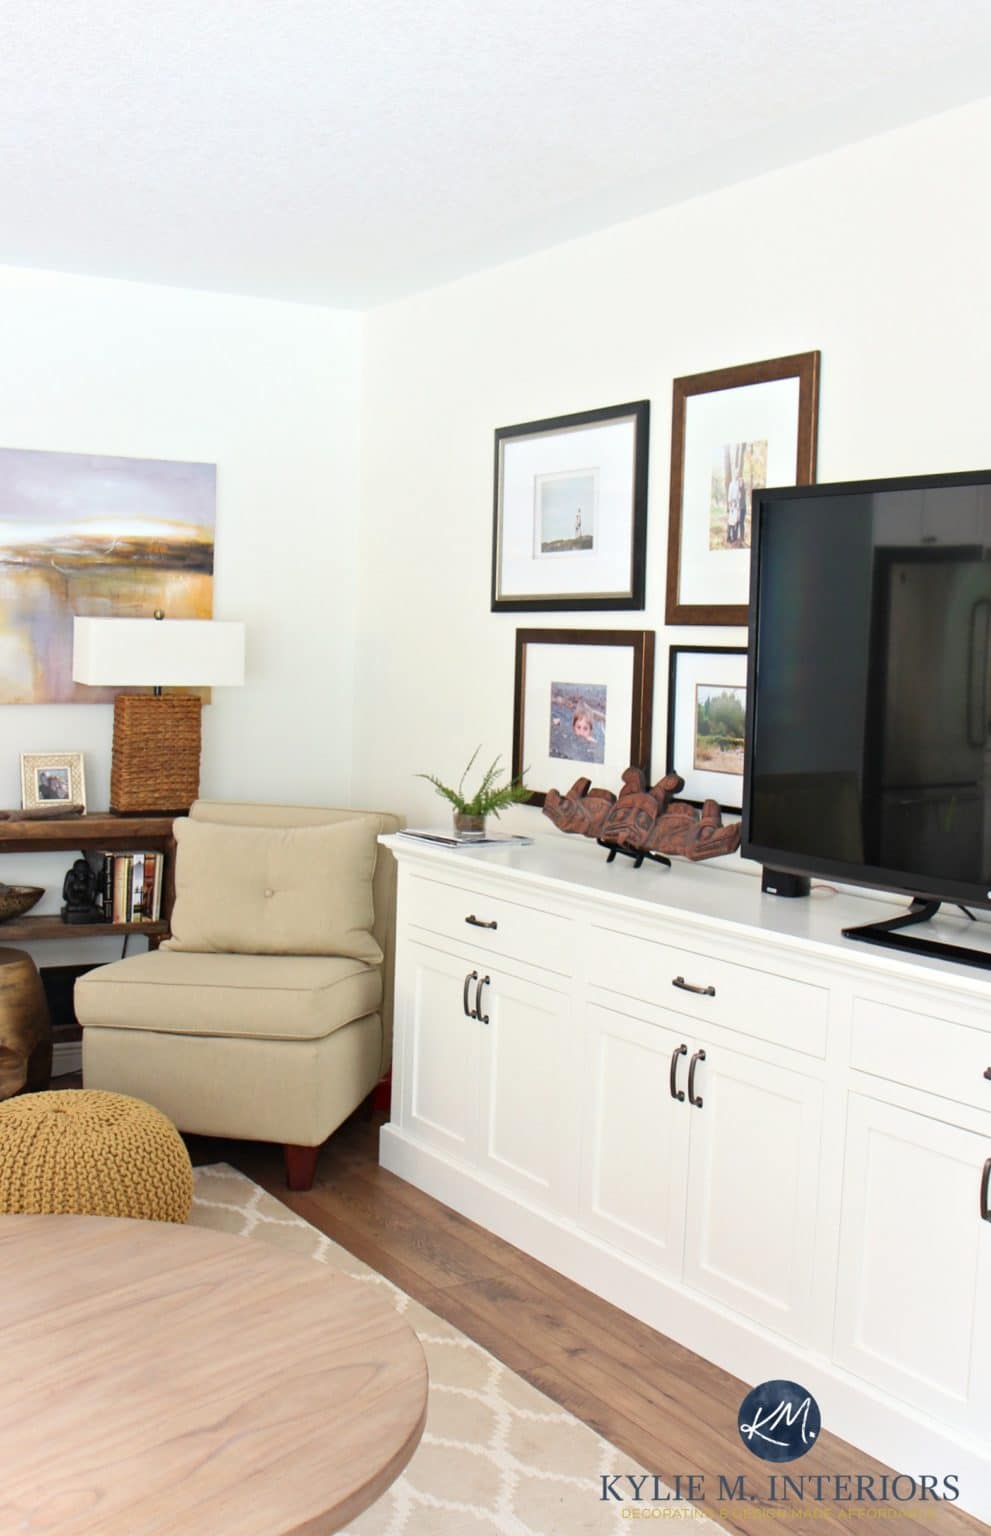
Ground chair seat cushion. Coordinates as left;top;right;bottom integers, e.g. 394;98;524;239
75;951;382;1043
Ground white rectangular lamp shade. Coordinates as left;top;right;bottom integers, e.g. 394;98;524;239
73;618;245;688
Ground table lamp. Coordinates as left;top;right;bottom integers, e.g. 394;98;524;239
73;614;245;814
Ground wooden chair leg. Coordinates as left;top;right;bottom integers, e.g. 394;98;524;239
283;1143;320;1192
371;1069;392;1115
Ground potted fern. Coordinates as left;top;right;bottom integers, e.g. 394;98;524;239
418;748;529;837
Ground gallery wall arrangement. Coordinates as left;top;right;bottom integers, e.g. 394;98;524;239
0;445;216;705
491;352;821;840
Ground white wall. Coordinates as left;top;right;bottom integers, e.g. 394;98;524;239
353;96;991;838
0;265;362;942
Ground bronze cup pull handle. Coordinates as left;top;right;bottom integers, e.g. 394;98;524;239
981;1159;991;1223
475;975;491;1025
688;1048;707;1108
672;976;716;998
669;1043;688;1101
466;915;498;930
463;970;479;1019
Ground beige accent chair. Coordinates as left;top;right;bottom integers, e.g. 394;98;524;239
76;802;399;1190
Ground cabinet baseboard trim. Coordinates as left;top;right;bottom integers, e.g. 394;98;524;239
380;1125;991;1523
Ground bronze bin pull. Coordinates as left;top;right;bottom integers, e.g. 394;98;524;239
687;1048;707;1108
672;976;716;998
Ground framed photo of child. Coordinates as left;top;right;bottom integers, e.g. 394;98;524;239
665;352;819;625
512;629;654;806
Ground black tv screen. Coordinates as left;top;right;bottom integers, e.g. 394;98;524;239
743;469;991;907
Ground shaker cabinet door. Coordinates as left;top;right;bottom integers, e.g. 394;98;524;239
397;939;481;1164
834;1094;991;1434
579;1003;691;1277
476;967;573;1211
682;1044;824;1345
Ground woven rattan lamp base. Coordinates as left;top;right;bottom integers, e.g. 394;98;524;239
110;694;202;814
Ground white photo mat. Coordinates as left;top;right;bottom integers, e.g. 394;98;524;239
668;648;748;810
678;377;800;610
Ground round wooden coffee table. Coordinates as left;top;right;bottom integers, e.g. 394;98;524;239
0;1214;428;1534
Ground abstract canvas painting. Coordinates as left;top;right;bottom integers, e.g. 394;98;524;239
0;447;216;703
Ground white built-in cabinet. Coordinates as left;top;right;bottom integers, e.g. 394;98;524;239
381;836;991;1522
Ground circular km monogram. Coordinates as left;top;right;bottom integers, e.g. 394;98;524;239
738;1379;822;1463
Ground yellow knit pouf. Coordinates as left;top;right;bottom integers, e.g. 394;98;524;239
0;1089;193;1223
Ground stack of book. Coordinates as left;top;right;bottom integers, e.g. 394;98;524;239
96;851;166;924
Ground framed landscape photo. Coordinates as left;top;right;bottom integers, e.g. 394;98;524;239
512;628;654;806
20;751;87;812
665;352;819;625
492;401;649;611
666;646;748;812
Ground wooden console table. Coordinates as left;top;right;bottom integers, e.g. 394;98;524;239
0;814;176;945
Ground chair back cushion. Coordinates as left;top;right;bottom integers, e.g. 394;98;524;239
167;802;400;1073
166;816;382;961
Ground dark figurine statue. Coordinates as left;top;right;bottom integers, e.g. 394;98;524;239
543;767;742;865
61;857;103;925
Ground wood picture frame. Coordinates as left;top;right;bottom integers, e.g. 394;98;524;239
666;645;748;812
665;351;820;625
512;628;654;807
20;751;87;812
492;401;649;611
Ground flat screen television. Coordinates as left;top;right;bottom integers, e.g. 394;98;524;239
742;468;991;964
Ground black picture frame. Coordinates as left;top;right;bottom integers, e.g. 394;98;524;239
666;644;748;812
492;400;649;612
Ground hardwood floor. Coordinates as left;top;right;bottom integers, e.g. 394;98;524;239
181;1112;984;1536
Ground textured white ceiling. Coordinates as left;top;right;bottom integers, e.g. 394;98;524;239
0;0;989;307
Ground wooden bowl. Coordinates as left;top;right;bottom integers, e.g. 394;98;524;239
0;885;44;923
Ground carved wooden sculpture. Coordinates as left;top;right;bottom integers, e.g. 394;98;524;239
543;768;741;863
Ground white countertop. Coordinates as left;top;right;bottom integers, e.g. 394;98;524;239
382;830;991;1002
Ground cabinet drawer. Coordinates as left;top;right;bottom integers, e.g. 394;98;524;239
405;873;574;976
851;997;991;1113
589;926;828;1058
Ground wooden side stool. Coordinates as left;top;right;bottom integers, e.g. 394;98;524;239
0;949;52;1101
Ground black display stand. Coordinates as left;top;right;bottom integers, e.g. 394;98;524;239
597;838;671;871
842;898;991;972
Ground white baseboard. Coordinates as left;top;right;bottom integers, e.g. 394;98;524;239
51;1040;82;1077
380;1123;991;1524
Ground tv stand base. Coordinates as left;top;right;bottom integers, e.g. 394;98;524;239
843;898;991;971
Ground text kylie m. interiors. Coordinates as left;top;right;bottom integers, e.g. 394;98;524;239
600;1473;960;1506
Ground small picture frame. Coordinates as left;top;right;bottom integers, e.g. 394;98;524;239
492;401;649;611
665;352;819;625
20;752;87;812
666;647;748;812
512;628;655;806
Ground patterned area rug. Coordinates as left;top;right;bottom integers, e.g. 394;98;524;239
190;1165;723;1535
